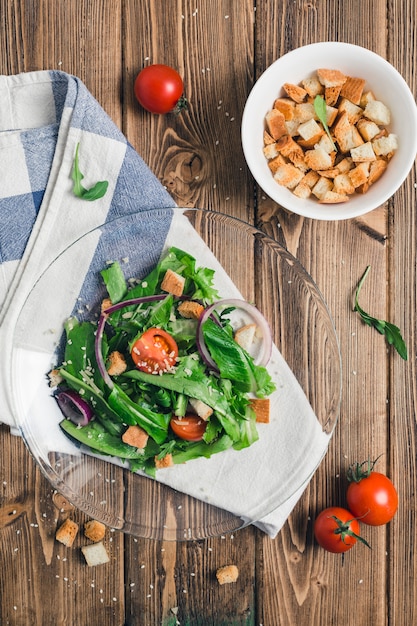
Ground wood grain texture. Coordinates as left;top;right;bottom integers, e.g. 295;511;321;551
1;0;416;624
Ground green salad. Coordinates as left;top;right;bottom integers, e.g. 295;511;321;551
54;247;276;477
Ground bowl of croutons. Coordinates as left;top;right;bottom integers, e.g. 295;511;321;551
242;42;417;220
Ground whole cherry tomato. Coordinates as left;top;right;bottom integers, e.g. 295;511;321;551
134;64;187;114
313;506;370;553
346;458;398;526
131;328;178;374
170;415;207;442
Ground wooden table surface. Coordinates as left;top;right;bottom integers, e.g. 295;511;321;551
1;1;416;624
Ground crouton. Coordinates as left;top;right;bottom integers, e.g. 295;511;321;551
350;141;376;162
312;176;333;200
348;162;370;188
368;158;388;184
293;182;312;199
263;130;275;145
161;269;185;297
333;173;355;195
234;323;257;350
293;102;316;123
107;350;127;376
249;398;271;423
81;541;110;567
324;85;342;106
273;163;304;189
302;75;324;97
316;133;337;154
155;453;174;469
216;564;239;585
364;100;391;125
319;190;349;204
273;97;295;120
317;167;340;179
334;113;364;152
372;133;398;156
335;156;353;173
356;118;381;142
84;520;106;543
56;518;79;547
267;154;288;174
304;147;333;171
189;398;213;421
297;118;324;148
265;108;288;140
338;98;363;125
48;368;63;388
301;170;320;188
263;143;280;160
283;82;307;103
122;425;149;449
340;76;366;105
101;297;112;313
177;300;205;319
317;68;347;89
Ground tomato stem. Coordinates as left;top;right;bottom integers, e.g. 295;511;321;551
330;515;371;549
173;95;188;115
347;454;384;483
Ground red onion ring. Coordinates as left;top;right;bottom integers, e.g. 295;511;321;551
56;389;94;426
196;298;273;369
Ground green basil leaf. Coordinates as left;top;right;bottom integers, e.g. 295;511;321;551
314;95;337;152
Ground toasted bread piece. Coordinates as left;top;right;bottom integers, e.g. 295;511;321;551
302;169;320;188
273;163;304;189
81;541;110;566
188;398;213;421
293;182;312;199
350;141;376;162
263;130;275;145
216;564;239;585
319;190;349;204
333;173;355;195
333;113;364;152
263;143;280;160
349;162;370;188
317;167;340;179
177;300;205;320
297;118;324;147
155;453;174;469
372;133;398;156
56;518;79;547
84;520;106;543
317;68;347;89
101;297;113;313
234;323;257;350
368;158;388;184
249;398;271;423
340;76;366;105
293;102;316;123
48;368;63;387
267;154;287;174
335;156;353;174
283;82;307;103
304;147;333;171
356;118;381;142
316;134;337;155
302;75;324;97
324;85;342;106
265;108;288;140
273;97;295;120
312;176;333;200
122;425;149;449
360;90;376;107
107;350;127;376
161;269;185;297
364;100;391;125
338;98;363;125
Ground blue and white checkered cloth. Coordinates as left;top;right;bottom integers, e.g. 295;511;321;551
0;70;330;537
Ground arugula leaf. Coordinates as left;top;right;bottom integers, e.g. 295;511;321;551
354;266;407;360
314;95;337;152
100;262;127;304
72;142;109;201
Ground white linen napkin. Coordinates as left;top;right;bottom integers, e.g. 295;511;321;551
0;71;333;537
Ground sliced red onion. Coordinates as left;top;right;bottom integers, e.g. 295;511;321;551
196;298;273;368
56;389;94;426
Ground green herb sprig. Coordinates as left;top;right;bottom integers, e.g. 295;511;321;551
354;266;407;360
71;142;109;201
314;95;337;152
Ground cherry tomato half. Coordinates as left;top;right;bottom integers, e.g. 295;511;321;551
313;507;365;553
170;415;207;441
134;64;186;114
347;471;398;526
131;328;178;374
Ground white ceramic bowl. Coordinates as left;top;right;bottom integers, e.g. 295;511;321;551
242;42;417;220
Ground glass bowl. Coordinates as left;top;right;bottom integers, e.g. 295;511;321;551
11;208;341;540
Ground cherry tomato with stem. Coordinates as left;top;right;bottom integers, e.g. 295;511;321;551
131;328;178;374
314;506;370;553
134;64;187;114
346;457;398;526
170;415;207;442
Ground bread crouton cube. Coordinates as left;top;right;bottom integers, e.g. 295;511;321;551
265;108;288;140
317;68;347;89
249;398;271;423
101;297;113;313
284;119;300;137
84;520;106;543
293;102;316;123
263;143;280;160
234;323;257;350
273;97;295;120
340;76;366;105
316;133;337;154
302;75;324;97
304;147;333;171
283;82;307;103
333;173;355;195
335;156;353;174
372;134;398;156
356;118;381;142
216;564;239;585
317;167;340;179
348;162;370;188
273;163;304;189
188;398;213;421
319;190;349;204
122;425;149;449
81;541;110;566
48;368;63;388
177;300;205;320
293;182;312;199
263;130;275;145
336;127;364;154
107;350;127;376
364;100;391;126
267;154;287;174
301;170;320;188
155;453;174;469
161;269;185;297
324;85;342;106
56;518;79;547
368;158;388;185
297;118;324;148
312;176;333;200
350;142;376;162
337;98;363;125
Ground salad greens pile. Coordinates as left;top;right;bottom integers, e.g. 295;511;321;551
55;247;276;477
